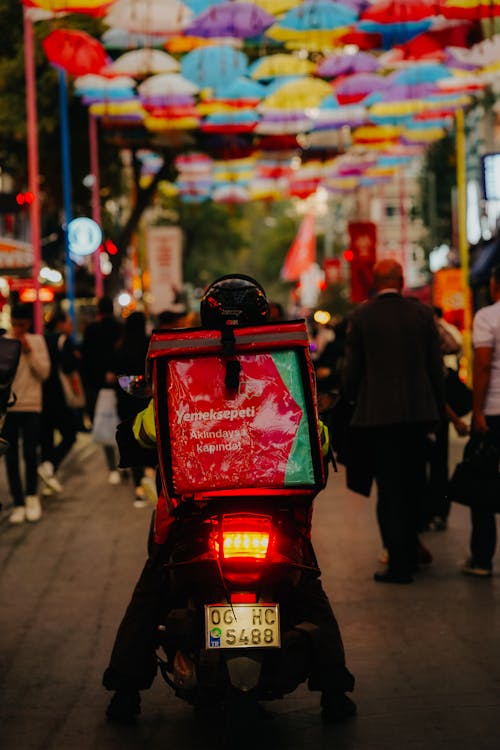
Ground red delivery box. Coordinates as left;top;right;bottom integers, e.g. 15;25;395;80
147;321;325;501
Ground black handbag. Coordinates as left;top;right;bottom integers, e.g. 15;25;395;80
448;432;500;513
444;368;472;417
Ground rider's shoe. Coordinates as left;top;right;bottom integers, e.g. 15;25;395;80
321;692;357;723
106;690;141;724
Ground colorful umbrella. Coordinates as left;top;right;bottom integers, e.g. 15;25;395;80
201;110;260;133
101;28;170;49
334;72;391;104
103;49;180;76
198;78;267;111
316;50;380;78
165;35;241;53
74;74;136;102
378;24;474;67
440;0;500;20
249;53;315;80
137;73;199;99
105;0;193;35
42;29;109;75
256;111;314;134
185;3;276;39
311;96;368;129
22;0;113;15
361;0;440;23
181;45;249;90
258;77;332;111
266;1;358;48
248;0;303;13
359;1;438;49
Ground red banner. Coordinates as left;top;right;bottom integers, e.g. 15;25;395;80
348;221;377;303
323;258;343;285
281;214;316;282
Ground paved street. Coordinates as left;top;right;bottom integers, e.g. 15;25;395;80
1;431;499;750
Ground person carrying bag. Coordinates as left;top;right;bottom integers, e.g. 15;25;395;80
448;432;500;514
92;387;120;447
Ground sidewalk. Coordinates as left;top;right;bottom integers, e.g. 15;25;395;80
1;427;499;750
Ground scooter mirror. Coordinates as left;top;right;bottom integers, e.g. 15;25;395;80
117;374;153;399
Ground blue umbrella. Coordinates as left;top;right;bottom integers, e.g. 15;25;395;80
277;2;358;30
181;45;249;90
358;20;433;49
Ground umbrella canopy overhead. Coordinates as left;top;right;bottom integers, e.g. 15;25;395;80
249;53;315;80
103;49;180;76
23;0;113;15
258;77;332;111
138;73;199;99
334;72;391;104
186;2;276;39
105;0;193;35
42;29;109;75
316;50;380;77
440;0;500;20
266;1;358;48
181;45;249;90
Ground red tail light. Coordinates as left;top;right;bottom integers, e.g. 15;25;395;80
213;514;272;563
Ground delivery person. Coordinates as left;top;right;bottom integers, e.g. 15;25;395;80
103;275;356;725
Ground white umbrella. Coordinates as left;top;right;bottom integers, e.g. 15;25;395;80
74;74;136;92
138;73;199;98
103;49;180;76
105;0;193;36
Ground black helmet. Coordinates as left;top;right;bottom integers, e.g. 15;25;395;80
200;274;270;329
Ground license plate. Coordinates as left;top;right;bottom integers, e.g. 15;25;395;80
205;604;280;649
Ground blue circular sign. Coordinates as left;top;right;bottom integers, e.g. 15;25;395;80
68;217;102;256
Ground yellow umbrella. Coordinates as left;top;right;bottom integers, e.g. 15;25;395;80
265;25;349;51
258;77;331;111
144;114;199;131
89;100;145;117
250;53;315;80
247;0;301;14
25;0;113;10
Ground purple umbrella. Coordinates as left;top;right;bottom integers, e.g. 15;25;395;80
316;50;380;78
334;72;391;104
186;2;275;39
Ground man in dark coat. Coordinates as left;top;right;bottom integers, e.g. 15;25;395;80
343;259;445;583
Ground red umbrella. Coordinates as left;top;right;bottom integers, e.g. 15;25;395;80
335;28;383;49
440;0;500;20
42;29;109;76
361;0;441;23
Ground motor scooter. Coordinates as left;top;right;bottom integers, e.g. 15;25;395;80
120;320;329;719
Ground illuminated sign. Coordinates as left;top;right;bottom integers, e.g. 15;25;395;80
68;217;102;256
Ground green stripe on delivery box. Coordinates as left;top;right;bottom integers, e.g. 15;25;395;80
271;351;315;485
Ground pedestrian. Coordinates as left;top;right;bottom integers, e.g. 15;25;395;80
37;311;81;496
420;309;469;532
343;259;446;583
463;265;500;577
2;303;50;523
105;311;151;508
81;296;123;484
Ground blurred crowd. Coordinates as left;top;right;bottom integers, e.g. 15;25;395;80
1;261;497;580
0;297;199;524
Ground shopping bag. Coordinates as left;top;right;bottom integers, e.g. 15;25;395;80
92;388;119;446
445;368;472;417
59;369;86;409
448;432;500;513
